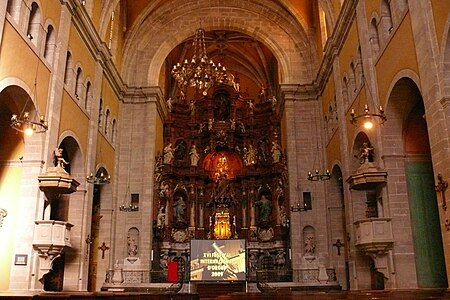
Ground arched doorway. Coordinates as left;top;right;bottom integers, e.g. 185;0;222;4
387;77;447;287
329;165;349;290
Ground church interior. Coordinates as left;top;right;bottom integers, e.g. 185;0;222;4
1;0;450;299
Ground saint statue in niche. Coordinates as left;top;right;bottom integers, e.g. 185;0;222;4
173;195;186;222
189;144;200;166
174;139;187;160
214;93;230;121
256;194;272;222
163;143;174;164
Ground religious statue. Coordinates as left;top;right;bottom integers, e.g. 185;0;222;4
173;196;186;222
230;119;236;131
271;95;277;109
271;141;282;163
159;181;169;200
358;142;374;164
214;93;230;121
244;144;257;166
229;73;240;93
248;252;258;271
127;236;138;257
248;100;254;114
54;148;69;170
256;194;272;222
156;206;165;228
304;234;316;256
189;144;200;167
174;140;187;160
160;252;169;270
154;154;163;186
163;143;174;164
276;250;286;266
208;118;214;131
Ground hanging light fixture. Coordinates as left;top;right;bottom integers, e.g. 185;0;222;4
119;104;138;212
307;101;330;182
87;138;110;185
10;80;48;136
350;76;386;129
350;104;386;129
86;171;110;185
307;169;331;181
171;28;227;96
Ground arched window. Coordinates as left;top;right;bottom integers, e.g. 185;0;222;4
98;98;103;129
369;18;380;55
342;76;349;109
64;51;73;86
105;109;110;135
355;47;363;88
112;118;117;144
6;0;21;23
44;24;56;65
380;0;394;37
27;2;41;46
84;81;92;111
75;67;83;100
349;61;356;95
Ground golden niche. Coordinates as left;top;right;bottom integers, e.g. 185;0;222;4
213;209;232;239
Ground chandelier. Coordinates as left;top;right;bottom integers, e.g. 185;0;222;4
11;112;48;136
86;171;110;185
119;185;138;212
171;28;227;95
119;203;139;212
307;169;331;181
350;104;386;129
11;83;48;136
307;101;330;182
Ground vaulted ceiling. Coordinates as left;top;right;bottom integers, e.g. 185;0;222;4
116;1;328;100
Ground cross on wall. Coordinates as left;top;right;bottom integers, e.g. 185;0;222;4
98;242;110;259
435;173;448;211
333;239;344;256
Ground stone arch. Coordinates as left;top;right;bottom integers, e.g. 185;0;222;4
328;163;349;289
26;1;41;46
351;132;374;170
369;15;380;55
380;0;394;39
6;0;22;23
126;227;139;258
383;76;447;287
84;79;92;112
342;73;349;109
63;50;74;87
121;1;316;86
74;64;84;100
303;225;316;256
43;21;56;66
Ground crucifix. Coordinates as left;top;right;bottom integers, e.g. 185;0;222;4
435;173;448;211
333;239;344;256
98;242;110;259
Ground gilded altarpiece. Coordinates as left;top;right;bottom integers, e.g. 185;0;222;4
153;85;290;281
